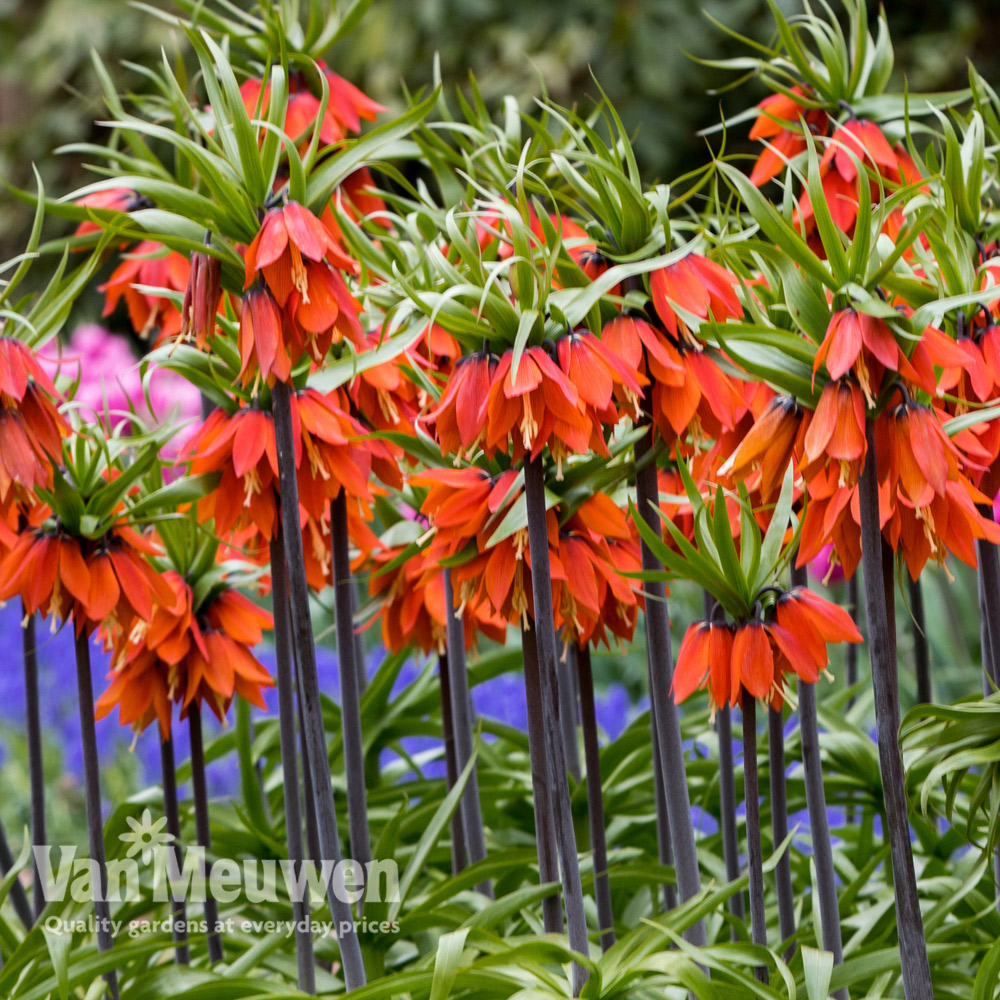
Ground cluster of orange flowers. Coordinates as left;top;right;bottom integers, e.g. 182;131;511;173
29;57;1000;739
1;66;395;742
727;98;1000;585
96;572;274;737
673;589;862;712
0;339;277;738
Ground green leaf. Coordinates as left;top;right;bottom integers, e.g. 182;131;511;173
972;936;1000;1000
718;161;834;290
331;0;374;43
775;255;832;344
42;923;73;1000
943;404;1000;437
127;474;220;523
259;63;289;191
802;945;834;1000
388;746;476;920
307;323;425;393
429;928;470;1000
0;826;31;910
712;485;748;606
509;308;539;389
462;883;561;930
236;699;269;835
305;89;439;211
802;129;849;285
757;460;795;591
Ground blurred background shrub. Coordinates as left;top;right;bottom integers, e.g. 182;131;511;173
2;0;998;271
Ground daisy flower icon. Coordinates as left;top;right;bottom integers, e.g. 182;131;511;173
120;808;173;865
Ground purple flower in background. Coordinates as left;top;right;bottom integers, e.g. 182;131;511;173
596;685;632;741
39;324;201;446
809;542;845;586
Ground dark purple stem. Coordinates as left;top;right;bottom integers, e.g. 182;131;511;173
741;692;768;984
767;704;795;960
159;734;189;966
791;560;846;997
22;606;44;922
74;628;119;1000
271;379;366;990
188;701;223;963
330;490;372;890
577;644;614;950
906;575;931;704
717;703;744;930
521;624;564;935
634;420;704;944
438;651;468;876
442;569;491;895
524;455;589;994
858;420;933;1000
559;642;581;783
270;532;316;994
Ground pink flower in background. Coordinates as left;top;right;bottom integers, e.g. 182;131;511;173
41;324;202;447
808;542;845;586
993;488;1000;524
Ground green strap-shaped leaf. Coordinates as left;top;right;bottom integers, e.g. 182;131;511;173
429;928;470;1000
389;746;477;921
305;89;441;211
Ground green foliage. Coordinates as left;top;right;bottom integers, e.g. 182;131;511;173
1;644;998;996
631;457;797;620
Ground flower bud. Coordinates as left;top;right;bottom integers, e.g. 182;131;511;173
181;249;222;348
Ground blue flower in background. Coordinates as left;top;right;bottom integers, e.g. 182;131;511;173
0;600;676;808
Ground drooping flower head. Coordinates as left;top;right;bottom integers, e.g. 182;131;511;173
367;546;506;655
188;388;385;550
96;570;274;736
813;308;902;406
0;336;68;512
100;241;191;342
0;522;175;637
239;64;385;147
240;201;363;386
748;86;829;187
673;588;862;712
180;246;223;349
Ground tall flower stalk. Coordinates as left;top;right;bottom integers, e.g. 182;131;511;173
767;703;795;958
907;576;932;703
559;642;581;782
442;569;491;893
270;532;316;993
74;631;119;999
521;623;567;934
437;651;468;875
634;427;705;944
330;490;372;888
577;643;614;950
790;562;846;997
846;575;860;693
271;380;366;989
858;423;933;1000
977;529;1000;689
524;456;589;992
22;607;44;922
741;692;768;984
159;735;189;966
187;701;223;963
716;704;743;928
